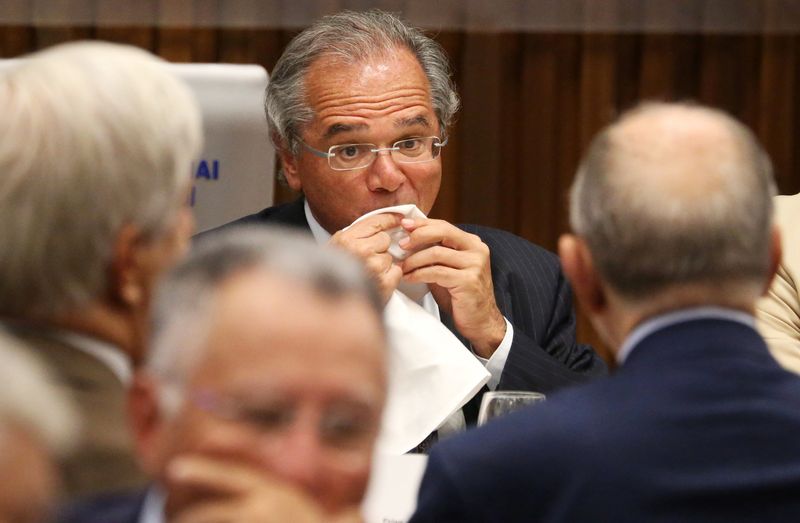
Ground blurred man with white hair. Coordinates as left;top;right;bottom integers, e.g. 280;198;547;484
410;102;800;522
0;330;77;523
60;226;386;522
0;41;202;496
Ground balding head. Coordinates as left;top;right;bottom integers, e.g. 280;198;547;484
569;102;776;305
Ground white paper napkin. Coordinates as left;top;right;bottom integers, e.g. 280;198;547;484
349;203;427;261
361;453;428;523
347;205;491;454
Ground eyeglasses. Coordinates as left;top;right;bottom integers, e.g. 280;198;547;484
191;389;379;453
299;136;448;171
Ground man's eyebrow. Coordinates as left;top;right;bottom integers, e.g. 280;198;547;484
323;122;369;140
395;115;432;129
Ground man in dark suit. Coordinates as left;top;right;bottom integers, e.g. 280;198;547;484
410;102;800;522
225;10;605;431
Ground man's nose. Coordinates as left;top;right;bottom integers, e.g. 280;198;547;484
366;150;405;193
261;424;325;495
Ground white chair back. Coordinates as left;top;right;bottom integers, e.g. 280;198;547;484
0;59;274;233
170;63;274;232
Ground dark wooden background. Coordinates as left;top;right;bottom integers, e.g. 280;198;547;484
4;0;800;362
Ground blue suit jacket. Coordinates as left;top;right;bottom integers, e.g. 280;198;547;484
57;489;145;523
223;198;606;422
410;318;800;522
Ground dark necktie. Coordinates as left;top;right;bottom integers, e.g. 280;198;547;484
409;430;439;454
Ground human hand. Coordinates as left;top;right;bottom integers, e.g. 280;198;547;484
166;454;362;523
329;213;404;304
399;218;506;357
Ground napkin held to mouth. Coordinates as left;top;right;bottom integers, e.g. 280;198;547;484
347;205;491;453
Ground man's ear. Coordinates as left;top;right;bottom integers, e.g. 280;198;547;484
109;223;146;310
763;223;783;295
128;372;166;476
278;139;303;192
558;234;607;315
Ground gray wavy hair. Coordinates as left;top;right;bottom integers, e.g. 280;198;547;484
0;41;202;318
147;225;383;403
265;9;460;172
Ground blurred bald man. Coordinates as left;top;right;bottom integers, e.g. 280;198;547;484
0;42;202;496
411;102;800;522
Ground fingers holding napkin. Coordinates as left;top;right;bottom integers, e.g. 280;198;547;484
346;205;490;454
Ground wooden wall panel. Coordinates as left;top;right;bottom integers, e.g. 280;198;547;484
429;31;463;224
518;33;565;251
758;35;797;191
457;33;505;229
2;1;800;361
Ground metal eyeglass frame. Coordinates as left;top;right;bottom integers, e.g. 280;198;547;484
298;135;448;171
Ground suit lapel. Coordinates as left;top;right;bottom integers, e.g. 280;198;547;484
263;197;311;231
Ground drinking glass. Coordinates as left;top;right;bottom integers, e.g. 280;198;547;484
477;391;546;426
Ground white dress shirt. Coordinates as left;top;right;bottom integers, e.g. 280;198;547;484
137;486;165;523
303;201;513;389
52;330;132;385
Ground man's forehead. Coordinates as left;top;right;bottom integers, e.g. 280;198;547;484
189;340;385;413
201;275;384;358
208;375;382;407
304;49;432;116
321;114;434;140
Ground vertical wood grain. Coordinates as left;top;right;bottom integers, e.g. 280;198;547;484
3;0;800;362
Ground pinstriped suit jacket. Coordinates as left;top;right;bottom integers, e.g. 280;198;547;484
57;489;145;523
223;198;607;422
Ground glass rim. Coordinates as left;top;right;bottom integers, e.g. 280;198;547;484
482;391;546;400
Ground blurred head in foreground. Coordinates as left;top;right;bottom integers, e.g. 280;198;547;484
0;41;202;362
560;101;778;350
0;331;77;523
130;226;387;519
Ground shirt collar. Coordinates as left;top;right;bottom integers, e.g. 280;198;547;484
137;485;165;523
51;330;133;385
304;200;331;245
616;306;755;365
